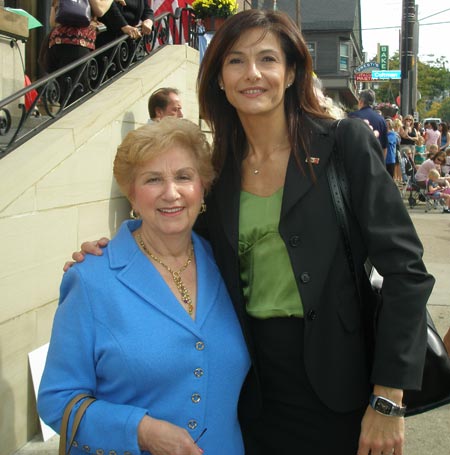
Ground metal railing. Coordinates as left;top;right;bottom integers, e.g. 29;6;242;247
0;7;199;159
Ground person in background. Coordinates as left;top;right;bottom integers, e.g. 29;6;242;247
427;144;439;160
415;150;447;188
399;115;418;155
385;118;397;178
439;122;450;152
349;89;388;158
46;0;113;103
415;135;426;166
426;169;450;213
96;0;153;44
441;148;450;177
38;118;250;455
67;10;434;455
312;74;346;119
414;121;423;136
424;121;441;151
147;87;183;123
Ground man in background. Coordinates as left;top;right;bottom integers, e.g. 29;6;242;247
147;87;183;122
349;89;388;158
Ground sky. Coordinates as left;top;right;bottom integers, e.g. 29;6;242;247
360;0;450;67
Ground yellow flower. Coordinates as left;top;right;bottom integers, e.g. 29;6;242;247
192;0;237;19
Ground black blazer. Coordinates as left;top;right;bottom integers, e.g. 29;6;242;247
198;116;435;413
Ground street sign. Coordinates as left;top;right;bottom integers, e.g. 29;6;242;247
371;70;401;80
355;72;373;82
379;45;389;71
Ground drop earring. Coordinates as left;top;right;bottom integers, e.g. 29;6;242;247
130;209;140;219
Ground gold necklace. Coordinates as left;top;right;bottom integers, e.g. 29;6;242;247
136;233;195;315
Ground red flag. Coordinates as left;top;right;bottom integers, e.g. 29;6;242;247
152;0;194;43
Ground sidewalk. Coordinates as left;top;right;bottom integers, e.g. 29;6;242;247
402;207;450;455
13;205;450;455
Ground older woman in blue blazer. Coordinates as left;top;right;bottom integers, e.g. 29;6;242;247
38;118;250;455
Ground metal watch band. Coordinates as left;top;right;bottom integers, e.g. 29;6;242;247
369;394;407;417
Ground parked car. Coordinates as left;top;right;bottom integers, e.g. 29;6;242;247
423;117;442;126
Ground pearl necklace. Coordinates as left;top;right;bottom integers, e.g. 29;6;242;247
136;233;195;315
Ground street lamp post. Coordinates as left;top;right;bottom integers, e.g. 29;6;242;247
400;0;416;116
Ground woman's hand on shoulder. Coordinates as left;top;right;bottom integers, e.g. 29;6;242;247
63;238;110;272
138;416;204;455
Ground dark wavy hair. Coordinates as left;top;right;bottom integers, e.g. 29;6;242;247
197;9;332;174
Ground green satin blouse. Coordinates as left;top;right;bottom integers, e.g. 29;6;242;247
238;188;304;319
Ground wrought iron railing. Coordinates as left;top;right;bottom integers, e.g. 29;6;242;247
0;7;199;159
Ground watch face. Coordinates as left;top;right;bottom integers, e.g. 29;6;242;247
376;398;393;414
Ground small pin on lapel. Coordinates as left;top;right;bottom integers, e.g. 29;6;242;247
305;157;320;164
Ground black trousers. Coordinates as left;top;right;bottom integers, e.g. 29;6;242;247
242;317;365;455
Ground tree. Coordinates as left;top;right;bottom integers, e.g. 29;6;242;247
373;54;450;120
438;98;450;123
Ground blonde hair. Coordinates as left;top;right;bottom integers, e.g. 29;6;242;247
428;169;440;180
429;144;439;153
393;118;403;131
113;118;214;199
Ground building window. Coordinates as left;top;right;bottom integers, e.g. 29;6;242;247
339;42;350;71
306;42;317;70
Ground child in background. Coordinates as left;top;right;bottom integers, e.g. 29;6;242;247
415;135;426;166
426;169;450;213
385;118;397;179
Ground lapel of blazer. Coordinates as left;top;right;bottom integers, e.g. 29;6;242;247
281;117;335;218
109;222;219;334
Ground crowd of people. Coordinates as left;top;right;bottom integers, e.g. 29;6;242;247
35;8;442;455
347;89;450;191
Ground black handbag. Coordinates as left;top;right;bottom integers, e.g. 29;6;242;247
56;0;91;28
327;120;450;417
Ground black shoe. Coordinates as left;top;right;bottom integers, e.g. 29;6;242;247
443;209;450;213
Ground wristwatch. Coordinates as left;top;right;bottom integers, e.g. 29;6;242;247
369;394;406;417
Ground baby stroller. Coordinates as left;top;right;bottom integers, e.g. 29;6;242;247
407;178;426;208
400;151;424;207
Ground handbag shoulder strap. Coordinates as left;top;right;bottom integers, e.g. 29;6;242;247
60;393;96;455
326;120;376;297
326;120;358;280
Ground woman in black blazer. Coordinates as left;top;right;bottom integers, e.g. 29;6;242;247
196;9;434;455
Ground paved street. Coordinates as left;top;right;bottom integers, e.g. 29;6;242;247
13;202;450;455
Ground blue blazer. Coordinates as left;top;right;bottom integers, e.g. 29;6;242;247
38;220;250;455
